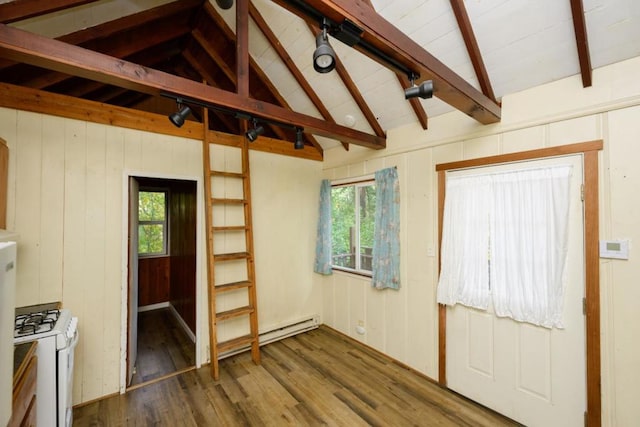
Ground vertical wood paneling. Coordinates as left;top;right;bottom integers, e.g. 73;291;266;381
14;111;42;305
38;116;65;304
62;118;87;403
102;126;124;395
138;257;171;306
82;122;107;401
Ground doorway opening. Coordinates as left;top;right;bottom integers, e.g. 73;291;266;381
126;176;198;389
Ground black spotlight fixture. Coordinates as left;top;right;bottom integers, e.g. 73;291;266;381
215;0;233;9
246;119;264;142
294;128;305;150
168;99;191;128
404;75;434;100
313;18;336;73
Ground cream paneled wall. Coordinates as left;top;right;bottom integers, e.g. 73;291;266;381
321;56;640;426
0;108;323;405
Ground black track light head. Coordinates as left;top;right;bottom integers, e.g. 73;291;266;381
168;103;192;128
246;120;265;142
294;128;305;149
313;20;336;73
404;80;434;100
216;0;233;9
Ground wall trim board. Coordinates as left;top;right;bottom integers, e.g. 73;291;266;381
169;303;196;343
0;83;322;161
436;140;603;426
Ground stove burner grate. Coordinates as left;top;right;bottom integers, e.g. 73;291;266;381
15;309;61;337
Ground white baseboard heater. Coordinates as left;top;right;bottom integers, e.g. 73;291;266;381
218;315;320;360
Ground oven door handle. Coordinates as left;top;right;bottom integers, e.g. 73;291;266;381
68;323;79;350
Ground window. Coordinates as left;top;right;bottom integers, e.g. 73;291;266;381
138;190;168;256
331;180;376;275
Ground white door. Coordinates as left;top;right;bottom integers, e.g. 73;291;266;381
446;155;585;426
127;177;139;386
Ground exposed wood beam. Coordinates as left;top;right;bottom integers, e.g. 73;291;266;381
25;21;192;90
250;4;348;151
203;3;323;152
0;0;202;71
0;0;99;24
0;24;385;148
449;0;497;103
570;0;592;88
0;81;323;161
236;0;250;97
360;0;428;130
273;0;501;125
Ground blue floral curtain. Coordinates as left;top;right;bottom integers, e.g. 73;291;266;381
314;179;333;275
372;167;401;290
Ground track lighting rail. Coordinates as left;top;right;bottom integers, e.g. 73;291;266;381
163;92;305;148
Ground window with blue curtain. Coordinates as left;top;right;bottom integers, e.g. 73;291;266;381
313;168;401;290
372;167;401;290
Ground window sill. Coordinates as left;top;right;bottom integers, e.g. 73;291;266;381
331;267;372;280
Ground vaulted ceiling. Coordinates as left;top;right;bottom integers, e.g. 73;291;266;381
0;0;639;160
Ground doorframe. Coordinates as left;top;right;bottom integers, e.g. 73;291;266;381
436;140;603;426
120;170;204;394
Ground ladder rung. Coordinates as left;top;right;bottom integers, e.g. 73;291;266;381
211;170;245;179
215;280;252;293
213;225;248;232
214;252;250;262
212;197;247;205
217;334;256;354
216;305;254;321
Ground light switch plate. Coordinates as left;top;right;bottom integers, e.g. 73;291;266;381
599;239;630;260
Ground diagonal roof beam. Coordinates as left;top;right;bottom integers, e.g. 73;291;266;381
307;23;387;139
570;0;592;87
204;2;323;151
273;0;501;125
0;0;99;24
250;3;349;150
0;23;385;149
449;0;497;103
360;0;428;130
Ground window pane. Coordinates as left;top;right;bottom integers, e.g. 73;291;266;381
138;224;164;254
331;186;355;269
359;184;376;271
139;191;165;221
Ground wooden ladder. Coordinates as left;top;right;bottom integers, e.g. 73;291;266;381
202;114;260;380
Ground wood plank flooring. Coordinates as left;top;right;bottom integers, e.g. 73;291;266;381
74;326;519;426
130;308;195;386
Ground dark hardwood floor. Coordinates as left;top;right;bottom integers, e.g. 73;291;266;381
130;308;195;386
74;326;518;426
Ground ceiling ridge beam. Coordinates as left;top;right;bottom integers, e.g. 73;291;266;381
570;0;592;88
274;0;501;124
449;0;497;104
203;2;323;152
0;24;385;149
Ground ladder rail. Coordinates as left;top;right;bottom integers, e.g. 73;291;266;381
202;105;260;381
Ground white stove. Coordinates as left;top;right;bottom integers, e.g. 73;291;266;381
13;303;79;427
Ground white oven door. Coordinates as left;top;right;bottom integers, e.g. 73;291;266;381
57;324;79;427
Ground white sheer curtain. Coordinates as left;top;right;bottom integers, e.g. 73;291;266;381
437;174;492;310
437;165;573;328
490;166;572;328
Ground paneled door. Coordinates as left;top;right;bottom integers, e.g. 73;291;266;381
445;155;585;426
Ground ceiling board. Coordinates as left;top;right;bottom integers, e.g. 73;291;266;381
0;0;637;155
